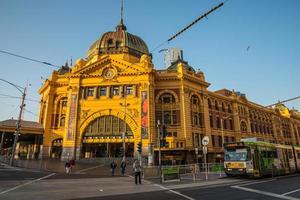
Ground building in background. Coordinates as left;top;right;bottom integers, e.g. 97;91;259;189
38;20;300;164
0;119;43;161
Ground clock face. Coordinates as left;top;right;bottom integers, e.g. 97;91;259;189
104;68;115;79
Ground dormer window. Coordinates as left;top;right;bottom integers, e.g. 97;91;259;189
116;40;121;48
107;39;113;46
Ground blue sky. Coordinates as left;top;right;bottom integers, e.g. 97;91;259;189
0;0;299;121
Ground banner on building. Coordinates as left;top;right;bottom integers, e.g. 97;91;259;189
67;94;77;140
141;91;148;139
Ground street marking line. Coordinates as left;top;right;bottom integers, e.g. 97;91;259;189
0;173;56;195
154;184;195;200
282;189;300;196
75;164;104;173
235;178;276;187
232;185;300;200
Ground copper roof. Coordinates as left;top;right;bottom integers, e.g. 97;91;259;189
87;22;149;59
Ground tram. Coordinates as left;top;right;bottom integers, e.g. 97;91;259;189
224;140;300;177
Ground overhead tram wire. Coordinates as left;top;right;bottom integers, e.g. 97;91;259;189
150;2;225;53
0;50;60;69
0;93;40;103
266;96;300;108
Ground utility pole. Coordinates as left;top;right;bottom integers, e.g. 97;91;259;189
10;86;27;166
157;120;162;182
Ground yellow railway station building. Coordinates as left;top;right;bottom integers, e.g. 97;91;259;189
38;20;300;164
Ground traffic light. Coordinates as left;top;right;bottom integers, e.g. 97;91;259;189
137;142;142;153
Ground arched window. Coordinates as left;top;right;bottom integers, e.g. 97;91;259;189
208;99;212;109
61;98;68;107
191;95;199;105
156;92;179;125
240;121;247;132
222;103;226;112
60;114;65;127
228;104;232;113
83;115;133;137
215;101;219;110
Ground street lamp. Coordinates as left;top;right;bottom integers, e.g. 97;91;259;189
0;79;27;166
220;114;234;149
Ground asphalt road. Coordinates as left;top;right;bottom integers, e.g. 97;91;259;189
1;162;300;200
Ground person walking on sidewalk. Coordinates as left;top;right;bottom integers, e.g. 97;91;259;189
110;160;117;176
133;159;142;184
65;160;71;174
69;158;75;173
120;160;126;176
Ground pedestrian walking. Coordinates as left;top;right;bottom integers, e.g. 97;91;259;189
110;160;117;176
65;161;71;174
120;160;126;176
69;158;75;173
133;159;142;184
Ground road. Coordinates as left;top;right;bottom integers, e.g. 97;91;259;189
1;163;300;200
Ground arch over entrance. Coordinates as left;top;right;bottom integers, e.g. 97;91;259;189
51;138;63;158
81;115;134;158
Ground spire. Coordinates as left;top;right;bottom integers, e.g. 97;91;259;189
121;0;124;24
116;0;127;31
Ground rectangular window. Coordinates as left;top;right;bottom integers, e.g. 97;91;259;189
62;100;67;107
216;116;221;128
218;136;222;147
229;119;234;130
163;111;171;125
199;113;204;127
125;85;133;95
112;86;119;96
211;135;215;147
172;111;178;124
100;87;106;96
210;115;213;128
223;119;227;129
87;87;94;97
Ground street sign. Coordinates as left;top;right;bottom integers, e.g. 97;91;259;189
202;136;209;146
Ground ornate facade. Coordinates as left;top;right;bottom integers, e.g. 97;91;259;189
38;21;300;163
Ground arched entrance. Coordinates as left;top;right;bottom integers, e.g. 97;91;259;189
51;138;63;158
81;115;134;158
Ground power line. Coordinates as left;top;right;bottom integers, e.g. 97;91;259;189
266;96;300;108
151;2;225;53
0;50;60;69
0;94;40;103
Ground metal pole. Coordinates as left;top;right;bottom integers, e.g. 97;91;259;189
203;146;208;180
10;86;27;166
221;117;224;149
157;120;162;182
